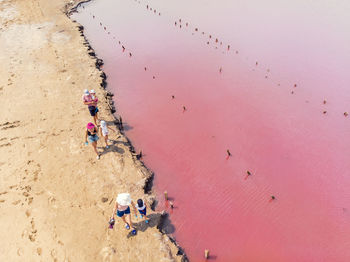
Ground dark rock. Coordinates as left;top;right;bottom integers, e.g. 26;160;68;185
101;197;108;203
100;79;107;88
100;72;106;79
143;172;154;194
95;59;104;68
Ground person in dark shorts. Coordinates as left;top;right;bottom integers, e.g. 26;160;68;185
85;122;100;159
135;198;150;223
82;89;99;125
111;193;138;235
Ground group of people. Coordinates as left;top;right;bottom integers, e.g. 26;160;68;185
82;90;150;235
110;193;151;235
82;89;114;159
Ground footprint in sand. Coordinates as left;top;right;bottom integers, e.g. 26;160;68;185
28;197;33;205
24;161;41;182
17;248;23;256
12;200;21;205
22;229;29;239
27;218;38;242
101;246;116;262
51;249;58;261
48;195;56;207
25;210;31;217
29;234;36;242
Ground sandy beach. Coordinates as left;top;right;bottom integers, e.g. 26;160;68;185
0;0;184;261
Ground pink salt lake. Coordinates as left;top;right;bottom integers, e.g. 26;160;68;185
73;1;350;261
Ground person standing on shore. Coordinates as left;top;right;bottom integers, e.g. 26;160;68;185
82;89;99;125
135;198;151;223
85;122;100;159
99;120;116;149
111;193;138;235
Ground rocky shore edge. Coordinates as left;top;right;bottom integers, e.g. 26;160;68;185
64;1;189;261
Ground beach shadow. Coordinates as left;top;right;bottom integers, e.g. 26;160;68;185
103;119;133;131
98;144;125;156
126;212;175;238
110;139;129;147
122;122;133;131
104;120;119;127
126;213;160;238
157;212;175;234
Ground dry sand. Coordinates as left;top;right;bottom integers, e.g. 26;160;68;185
0;0;184;261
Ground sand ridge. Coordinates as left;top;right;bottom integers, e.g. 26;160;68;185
0;0;183;261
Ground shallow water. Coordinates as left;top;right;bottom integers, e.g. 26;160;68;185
73;1;350;261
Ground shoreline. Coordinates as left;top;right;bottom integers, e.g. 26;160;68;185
66;3;188;257
0;0;187;261
67;2;189;258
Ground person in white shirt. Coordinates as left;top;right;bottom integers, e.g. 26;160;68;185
135;198;151;223
99;120;116;148
111;193;138;235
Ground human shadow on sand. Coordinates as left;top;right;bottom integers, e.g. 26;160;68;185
104;120;133;131
98;143;125;156
127;212;175;238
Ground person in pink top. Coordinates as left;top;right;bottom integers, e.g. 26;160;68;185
82;89;99;125
84;122;100;159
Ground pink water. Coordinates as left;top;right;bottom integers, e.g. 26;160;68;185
73;1;350;261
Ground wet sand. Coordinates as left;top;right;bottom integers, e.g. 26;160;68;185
0;0;184;261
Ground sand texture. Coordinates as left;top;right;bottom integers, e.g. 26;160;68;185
0;0;183;261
